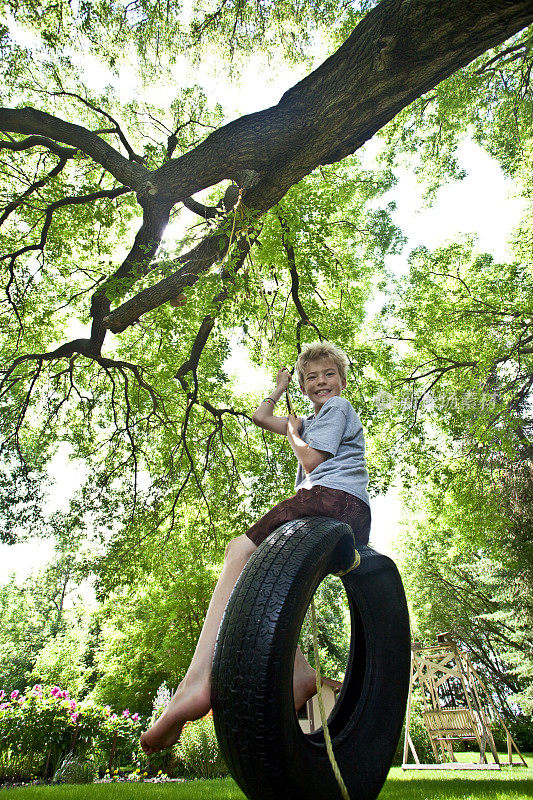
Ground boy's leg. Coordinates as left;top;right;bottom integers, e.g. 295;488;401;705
140;507;349;754
140;534;257;755
294;646;343;710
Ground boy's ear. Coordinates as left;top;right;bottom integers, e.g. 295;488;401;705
341;377;347;390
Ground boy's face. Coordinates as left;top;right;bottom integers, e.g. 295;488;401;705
300;357;346;413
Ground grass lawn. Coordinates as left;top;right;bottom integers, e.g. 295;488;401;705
2;755;531;799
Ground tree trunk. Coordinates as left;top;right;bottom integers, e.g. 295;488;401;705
1;0;532;337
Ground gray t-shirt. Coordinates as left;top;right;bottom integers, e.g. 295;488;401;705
294;395;370;507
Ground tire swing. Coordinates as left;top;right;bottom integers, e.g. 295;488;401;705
211;516;411;800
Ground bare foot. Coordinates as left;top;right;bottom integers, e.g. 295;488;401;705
293;669;343;712
140;677;211;755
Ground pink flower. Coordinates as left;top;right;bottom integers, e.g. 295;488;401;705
51;687;61;698
10;690;19;700
132;713;140;722
33;684;42;692
0;690;5;700
104;705;111;716
71;712;79;723
69;700;77;710
0;703;8;711
122;709;129;717
61;690;70;700
110;713;117;721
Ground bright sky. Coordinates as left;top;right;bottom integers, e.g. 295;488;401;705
0;25;526;582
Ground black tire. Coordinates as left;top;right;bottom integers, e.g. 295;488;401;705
211;516;411;800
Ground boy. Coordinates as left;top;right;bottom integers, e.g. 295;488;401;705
140;342;370;755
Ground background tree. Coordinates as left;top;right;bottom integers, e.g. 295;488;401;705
1;0;533;717
375;235;533;714
0;554;81;691
0;0;531;530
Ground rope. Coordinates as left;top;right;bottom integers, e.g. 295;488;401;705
257;277;355;799
284;386;354;799
311;599;350;800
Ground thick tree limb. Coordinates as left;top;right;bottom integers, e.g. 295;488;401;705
4;1;532;213
0;136;78;158
0;108;148;191
2;0;533;343
103;0;533;332
145;0;533;206
90;204;172;348
103;208;259;332
182;196;221;219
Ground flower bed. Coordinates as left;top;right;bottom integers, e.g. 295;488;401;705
0;685;143;782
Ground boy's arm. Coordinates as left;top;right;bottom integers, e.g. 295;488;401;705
286;415;328;474
252;367;291;435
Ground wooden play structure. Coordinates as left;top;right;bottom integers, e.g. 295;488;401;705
298;682;340;734
403;633;527;770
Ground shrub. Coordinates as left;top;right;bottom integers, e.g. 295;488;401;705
98;706;144;771
0;685;76;779
491;714;533;753
173;711;229;779
0;685;143;781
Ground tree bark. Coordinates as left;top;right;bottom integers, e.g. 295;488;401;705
143;0;533;206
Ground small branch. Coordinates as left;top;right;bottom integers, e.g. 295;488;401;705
202;401;252;422
182;196;221;219
165;119;217;159
474;37;532;75
0;136;78;158
0;107;148;190
0;186;130;264
175;232;260;387
0;155;69;228
49;89;145;165
0;344;162;420
277;213;324;341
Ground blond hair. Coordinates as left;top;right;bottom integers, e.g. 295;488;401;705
295;342;349;385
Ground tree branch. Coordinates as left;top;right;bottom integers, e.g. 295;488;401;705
0;108;148;191
182;196;222;219
175;232;260;388
103;205;260;332
0;136;78;158
0;186;130;265
49;89;145;165
90;204;172;349
277;213;325;342
144;0;533;207
0;155;70;227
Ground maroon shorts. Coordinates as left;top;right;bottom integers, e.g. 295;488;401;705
245;485;371;547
